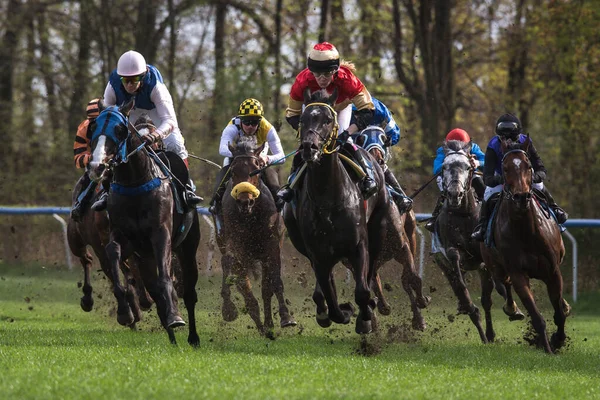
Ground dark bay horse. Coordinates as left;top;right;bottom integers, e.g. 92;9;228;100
480;137;568;353
283;89;389;334
433;140;524;344
87;103;201;346
355;126;430;330
217;137;296;337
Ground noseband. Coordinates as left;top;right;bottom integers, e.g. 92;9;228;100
501;149;533;203
300;102;340;155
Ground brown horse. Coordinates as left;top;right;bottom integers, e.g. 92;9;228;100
88;104;201;346
355;126;430;330
480;137;568;353
217;137;296;337
433;140;524;344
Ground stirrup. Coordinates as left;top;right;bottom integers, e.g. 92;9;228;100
396;196;413;213
471;223;485;241
425;218;436;233
553;207;568;224
277;186;294;202
185;190;203;206
361;177;377;199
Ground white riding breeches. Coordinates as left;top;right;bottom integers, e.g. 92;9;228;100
162;129;188;160
484;181;544;201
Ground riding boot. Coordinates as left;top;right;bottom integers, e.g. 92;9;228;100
209;165;231;215
71;173;97;222
262;167;285;211
343;142;377;199
276;151;303;203
425;194;445;233
91;177;111;212
185;179;203;206
471;193;499;241
542;187;568;224
471;174;485;201
384;168;413;213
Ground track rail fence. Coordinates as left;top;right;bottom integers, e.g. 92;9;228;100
1;207;598;302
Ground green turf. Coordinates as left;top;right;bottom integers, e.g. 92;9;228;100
1;262;599;399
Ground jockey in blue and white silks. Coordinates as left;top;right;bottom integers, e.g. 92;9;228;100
351;97;400;146
103;51;188;161
471;113;568;241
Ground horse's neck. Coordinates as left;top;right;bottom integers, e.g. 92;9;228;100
113;144;157;185
499;198;537;234
305;153;349;203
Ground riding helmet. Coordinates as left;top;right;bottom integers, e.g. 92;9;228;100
307;42;340;73
495;113;522;140
445;128;471;142
117;50;147;77
238;98;264;119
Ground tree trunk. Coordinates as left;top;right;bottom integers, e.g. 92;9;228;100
318;0;330;42
210;2;227;135
273;0;283;123
135;0;159;63
69;0;93;137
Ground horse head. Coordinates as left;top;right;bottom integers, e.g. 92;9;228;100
299;88;339;163
227;137;265;214
442;140;475;208
88;100;134;182
501;135;533;212
355;125;388;167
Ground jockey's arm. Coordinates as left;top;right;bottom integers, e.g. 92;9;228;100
285;96;302;130
218;125;238;159
470;143;486;170
150;84;178;140
102;83;117;107
265;127;285;165
348;90;374;134
483;147;502;187
74;119;91;169
432;147;445;175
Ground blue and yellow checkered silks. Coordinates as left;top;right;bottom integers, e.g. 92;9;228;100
238;98;264;118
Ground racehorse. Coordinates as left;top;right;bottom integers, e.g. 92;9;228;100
480;137;568;353
283;88;389;334
432;139;525;343
217;137;296;337
355;126;430;330
87;103;201;346
67;186;152;325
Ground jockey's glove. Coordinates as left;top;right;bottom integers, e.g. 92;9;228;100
338;130;350;143
533;170;546;183
142;131;161;146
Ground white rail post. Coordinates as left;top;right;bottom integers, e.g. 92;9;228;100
562;230;578;303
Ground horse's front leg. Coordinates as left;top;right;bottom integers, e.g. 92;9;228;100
220;251;238;322
478;266;496;342
78;250;95;312
494;276;525;321
511;272;552;353
152;227;184;331
262;251;296;333
105;234;135;327
546;268;568;351
353;242;374;334
234;266;264;336
397;239;429;330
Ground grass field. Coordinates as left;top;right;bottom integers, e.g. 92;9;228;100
1;261;599;400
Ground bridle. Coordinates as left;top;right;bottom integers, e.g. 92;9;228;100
442;150;476;194
300;102;340;155
501;149;533;203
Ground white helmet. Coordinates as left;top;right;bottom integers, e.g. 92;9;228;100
117;50;147;76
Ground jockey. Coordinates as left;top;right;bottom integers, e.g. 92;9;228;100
70;98;104;221
91;50;202;211
351;97;413;213
208;98;286;217
277;42;376;203
471;114;568;241
425;128;485;232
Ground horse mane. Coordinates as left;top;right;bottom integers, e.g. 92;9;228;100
444;139;471;155
307;89;331;103
232;135;257;155
133;113;155;127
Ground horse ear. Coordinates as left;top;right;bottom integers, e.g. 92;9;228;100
255;142;266;157
228;141;235;154
329;87;338;106
303;87;312;104
119;99;135;116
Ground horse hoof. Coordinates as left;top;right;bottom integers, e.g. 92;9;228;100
562;299;571;317
80;297;94;312
417;296;431;309
188;334;200;348
551;332;566;350
167;316;186;328
316;312;332;328
339;302;356;316
509;311;525;321
411;317;427;331
377;303;391;316
222;303;239;322
355;319;372;335
280;319;298;328
117;310;135;327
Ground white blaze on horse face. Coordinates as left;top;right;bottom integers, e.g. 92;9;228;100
89;136;108;180
513;158;523;169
